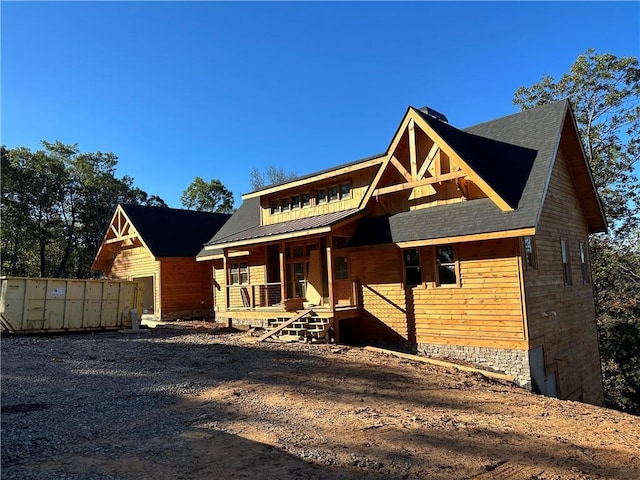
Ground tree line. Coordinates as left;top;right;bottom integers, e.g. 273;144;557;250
514;50;639;414
0;140;292;279
1;50;637;413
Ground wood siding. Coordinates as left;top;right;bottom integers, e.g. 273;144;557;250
414;239;526;349
215;248;267;313
347;239;525;349
159;258;214;317
349;247;409;341
108;245;160;316
261;167;377;225
524;147;604;405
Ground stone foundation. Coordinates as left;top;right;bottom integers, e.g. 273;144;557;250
417;343;531;388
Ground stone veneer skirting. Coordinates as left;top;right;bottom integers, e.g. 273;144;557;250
417;343;531;388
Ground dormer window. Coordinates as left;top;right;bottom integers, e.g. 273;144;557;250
328;186;339;201
271;200;280;214
340;184;351;199
317;189;327;204
301;193;310;207
291;195;300;209
281;197;290;211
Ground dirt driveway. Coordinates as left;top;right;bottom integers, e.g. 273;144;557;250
2;323;639;479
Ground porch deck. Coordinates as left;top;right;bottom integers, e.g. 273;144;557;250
218;304;360;321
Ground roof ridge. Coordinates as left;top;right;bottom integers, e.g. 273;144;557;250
463;99;568;131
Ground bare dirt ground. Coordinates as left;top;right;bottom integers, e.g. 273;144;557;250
2;321;639;479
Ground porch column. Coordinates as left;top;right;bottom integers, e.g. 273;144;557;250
326;235;340;343
279;241;286;302
223;248;229;311
326;236;334;309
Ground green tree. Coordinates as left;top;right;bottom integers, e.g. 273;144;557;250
1;141;166;278
514;49;640;413
181;176;234;213
249;165;297;191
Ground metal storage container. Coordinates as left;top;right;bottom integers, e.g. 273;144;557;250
0;277;142;334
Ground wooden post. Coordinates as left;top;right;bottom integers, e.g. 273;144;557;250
223;249;229;311
279;241;286;303
409;119;417;179
325;236;339;343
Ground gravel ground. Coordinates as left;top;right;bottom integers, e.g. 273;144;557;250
2;329;215;479
2;324;639;480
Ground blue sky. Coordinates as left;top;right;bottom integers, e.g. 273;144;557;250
2;1;639;208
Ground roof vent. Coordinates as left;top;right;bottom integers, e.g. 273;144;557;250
418;106;448;123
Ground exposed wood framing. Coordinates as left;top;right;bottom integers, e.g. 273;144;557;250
373;171;466;197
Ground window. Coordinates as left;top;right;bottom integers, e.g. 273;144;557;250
271;200;280;214
301;193;310;207
230;262;248;285
579;241;589;284
561;239;572;285
436;246;457;285
335;256;349;279
317;189;327;204
340;184;351;199
403;249;422;287
523;236;537;270
281;197;290;211
328;186;339;202
291;195;300;209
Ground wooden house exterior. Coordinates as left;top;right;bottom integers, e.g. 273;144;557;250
93;204;231;321
197;101;606;405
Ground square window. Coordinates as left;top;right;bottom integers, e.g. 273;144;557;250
301;193;310;207
340;184;351;199
291;195;300;209
281;197;290;211
271;200;280;214
317;189;327;204
328;186;339;201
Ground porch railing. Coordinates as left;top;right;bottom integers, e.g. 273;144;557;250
226;283;282;310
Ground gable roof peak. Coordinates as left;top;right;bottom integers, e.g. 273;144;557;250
416;105;449;123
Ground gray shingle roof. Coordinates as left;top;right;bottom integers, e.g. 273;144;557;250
198;100;602;253
349;101;569;246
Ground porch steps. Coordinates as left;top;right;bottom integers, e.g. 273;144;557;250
272;315;333;343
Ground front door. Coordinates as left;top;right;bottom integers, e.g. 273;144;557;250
284;242;318;300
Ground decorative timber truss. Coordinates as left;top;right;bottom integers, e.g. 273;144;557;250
361;107;514;214
93;205;147;271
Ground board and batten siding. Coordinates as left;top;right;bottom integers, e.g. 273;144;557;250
261;167;377;225
524;147;604;405
108;245;160;317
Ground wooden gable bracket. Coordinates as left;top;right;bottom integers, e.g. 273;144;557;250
368;108;514;211
373;170;467;197
390;155;413;182
409;109;514;212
